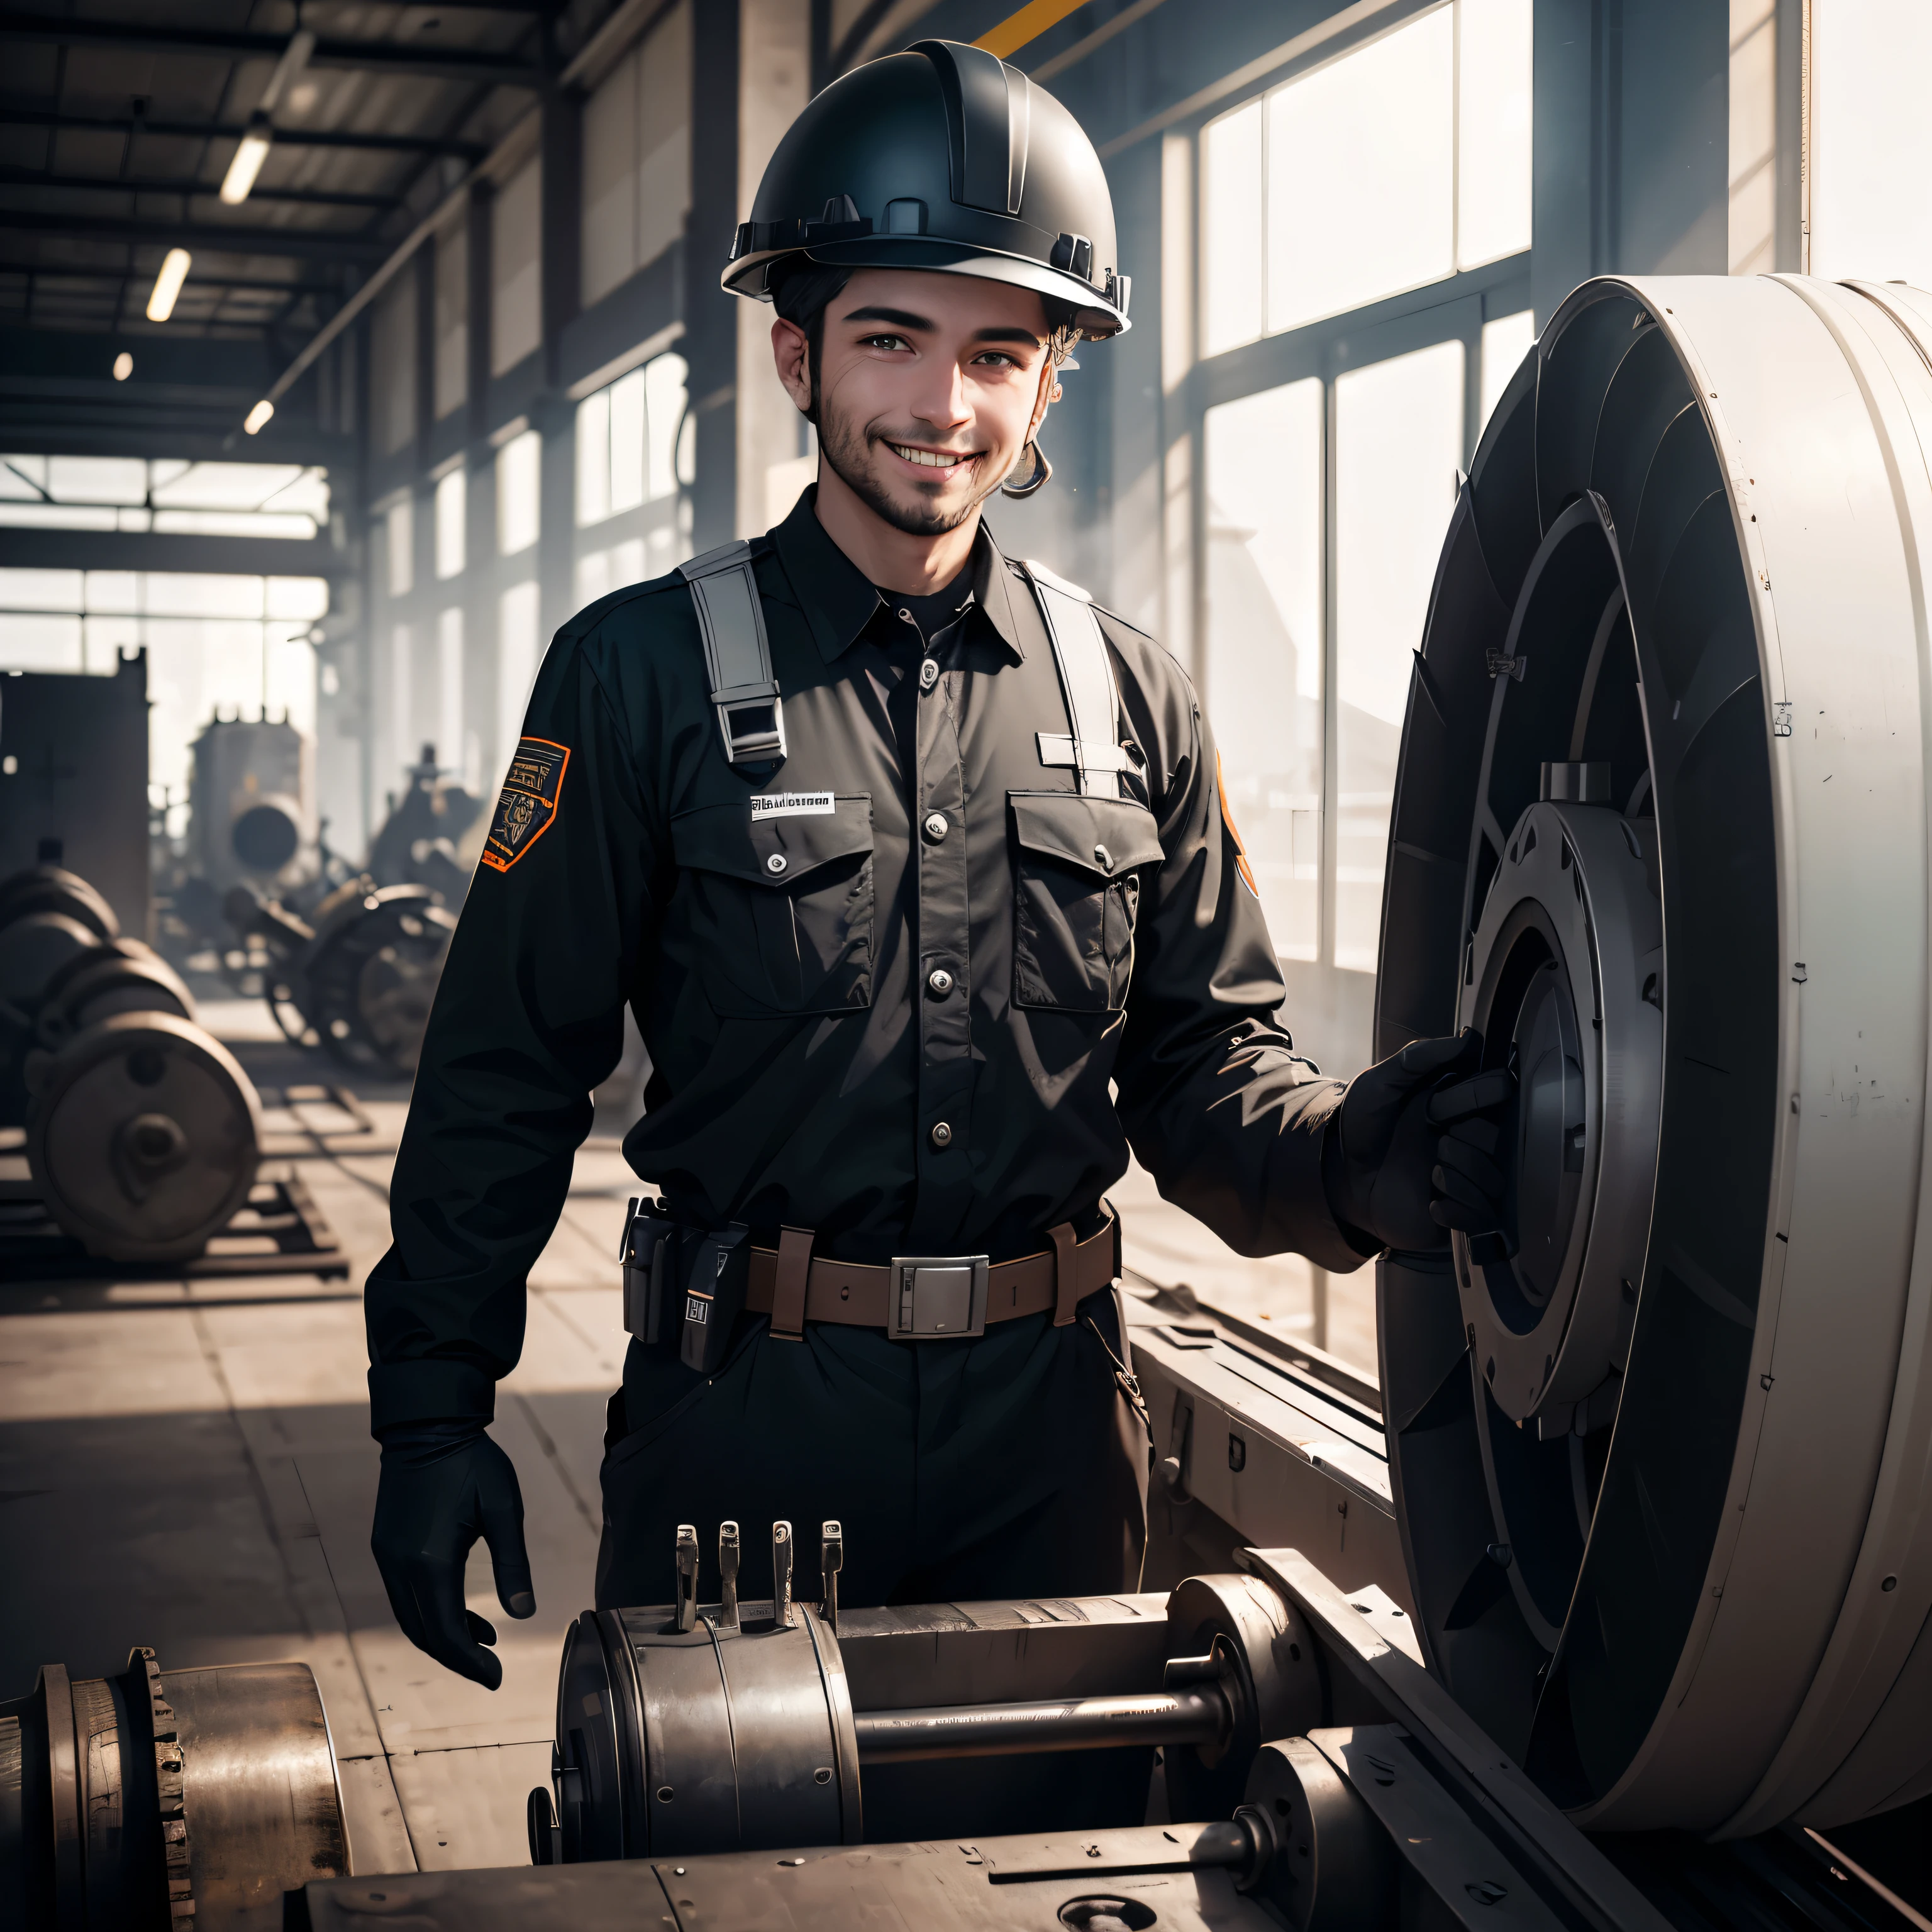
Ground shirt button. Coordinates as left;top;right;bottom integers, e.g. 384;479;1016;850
923;812;948;841
930;1121;953;1148
765;852;788;874
926;967;954;997
919;657;940;691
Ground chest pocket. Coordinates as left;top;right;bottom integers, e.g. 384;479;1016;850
671;796;875;1017
1009;792;1165;1012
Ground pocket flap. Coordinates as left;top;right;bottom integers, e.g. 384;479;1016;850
672;794;874;887
1009;792;1163;877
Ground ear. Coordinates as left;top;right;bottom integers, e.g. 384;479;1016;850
772;315;813;415
1026;354;1060;441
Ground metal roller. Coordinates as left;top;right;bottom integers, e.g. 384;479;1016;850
538;1524;1319;1867
0;1645;347;1931
0;867;123;1124
1377;272;1932;1834
26;1009;262;1263
35;939;197;1049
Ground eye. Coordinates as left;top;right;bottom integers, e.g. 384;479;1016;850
861;333;911;352
973;350;1024;370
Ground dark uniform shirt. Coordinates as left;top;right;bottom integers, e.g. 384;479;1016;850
365;490;1362;1435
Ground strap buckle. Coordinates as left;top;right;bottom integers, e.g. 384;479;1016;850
714;689;787;765
886;1254;989;1340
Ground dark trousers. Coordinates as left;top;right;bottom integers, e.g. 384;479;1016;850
594;1288;1152;1840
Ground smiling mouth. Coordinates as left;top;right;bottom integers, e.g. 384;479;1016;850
886;441;979;473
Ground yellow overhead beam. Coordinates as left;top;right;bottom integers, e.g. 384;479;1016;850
975;0;1097;61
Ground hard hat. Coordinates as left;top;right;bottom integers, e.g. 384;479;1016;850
723;40;1130;339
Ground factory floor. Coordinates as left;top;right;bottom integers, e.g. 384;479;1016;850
0;996;1367;1877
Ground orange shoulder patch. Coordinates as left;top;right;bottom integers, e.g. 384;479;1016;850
1215;750;1260;900
480;737;570;872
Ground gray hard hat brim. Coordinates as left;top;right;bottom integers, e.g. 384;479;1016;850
724;238;1129;339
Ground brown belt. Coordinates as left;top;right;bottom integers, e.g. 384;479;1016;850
746;1208;1120;1341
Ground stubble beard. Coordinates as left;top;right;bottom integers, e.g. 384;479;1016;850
816;401;1004;539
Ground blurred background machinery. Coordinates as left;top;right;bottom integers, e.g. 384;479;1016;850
172;713;319;928
0;863;262;1263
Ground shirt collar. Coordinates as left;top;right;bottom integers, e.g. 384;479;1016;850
769;486;1027;664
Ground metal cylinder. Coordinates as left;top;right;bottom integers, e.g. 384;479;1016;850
853;1686;1229;1763
552;1598;861;1861
0;1646;346;1931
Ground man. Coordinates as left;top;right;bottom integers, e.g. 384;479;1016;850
367;40;1506;1702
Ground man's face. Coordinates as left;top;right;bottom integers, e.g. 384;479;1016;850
799;268;1058;538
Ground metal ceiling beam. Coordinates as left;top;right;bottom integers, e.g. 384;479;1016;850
0;106;489;160
0;208;389;262
0;167;401;211
0;15;548;86
0;261;337;296
0;525;352;577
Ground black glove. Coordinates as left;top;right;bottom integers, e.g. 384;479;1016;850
1325;1030;1513;1253
371;1423;535;1689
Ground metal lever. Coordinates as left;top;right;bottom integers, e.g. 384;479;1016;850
718;1521;740;1630
772;1521;794;1629
821;1520;843;1632
675;1523;699;1633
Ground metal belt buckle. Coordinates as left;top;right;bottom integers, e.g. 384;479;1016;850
887;1254;989;1340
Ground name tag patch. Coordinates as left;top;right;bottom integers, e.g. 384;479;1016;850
481;736;570;873
750;791;835;820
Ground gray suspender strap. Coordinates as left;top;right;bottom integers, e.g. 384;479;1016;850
1021;557;1130;797
676;540;787;766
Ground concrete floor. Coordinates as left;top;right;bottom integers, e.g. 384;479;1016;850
0;994;1363;1877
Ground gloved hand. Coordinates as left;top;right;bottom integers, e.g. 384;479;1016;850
371;1423;535;1689
1324;1030;1514;1254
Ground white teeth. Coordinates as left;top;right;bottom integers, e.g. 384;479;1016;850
889;443;968;470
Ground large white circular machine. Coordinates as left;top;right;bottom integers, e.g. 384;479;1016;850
1375;274;1932;1838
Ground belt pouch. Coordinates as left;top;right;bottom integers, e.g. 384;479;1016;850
621;1199;680;1344
679;1223;750;1372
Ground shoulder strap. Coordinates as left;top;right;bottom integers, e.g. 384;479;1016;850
677;540;786;767
1019;558;1129;797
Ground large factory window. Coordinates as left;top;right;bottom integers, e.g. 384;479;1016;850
575;349;694;602
385;496;414;599
0;567;324;828
581;0;692;307
1333;339;1465;970
1202;378;1324;963
1480;309;1536;431
1809;1;1932;287
0;455;330;540
498;579;541;776
1174;5;1535;1371
438;606;469;789
1201;0;1532;350
433;467;466;580
496;429;541;557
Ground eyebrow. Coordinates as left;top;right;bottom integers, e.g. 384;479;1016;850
840;306;1045;350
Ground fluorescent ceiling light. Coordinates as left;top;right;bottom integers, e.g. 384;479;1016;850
219;32;313;206
244;399;276;435
220;118;273;205
146;248;191;322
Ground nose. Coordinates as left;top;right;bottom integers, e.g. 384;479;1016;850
909;356;972;437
